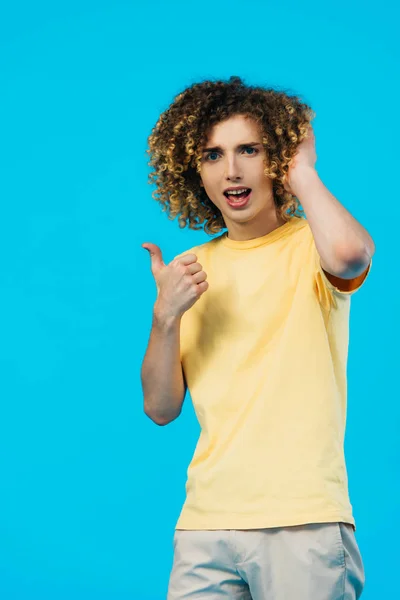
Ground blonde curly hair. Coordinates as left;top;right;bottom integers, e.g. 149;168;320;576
146;75;315;235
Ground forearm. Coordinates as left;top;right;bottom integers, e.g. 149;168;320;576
291;168;375;269
141;304;186;425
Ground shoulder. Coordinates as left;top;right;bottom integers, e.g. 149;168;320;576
173;234;224;261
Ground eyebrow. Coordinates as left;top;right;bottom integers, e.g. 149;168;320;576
202;142;262;153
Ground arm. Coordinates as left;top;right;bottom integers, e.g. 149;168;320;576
285;127;375;278
292;167;374;277
141;303;187;426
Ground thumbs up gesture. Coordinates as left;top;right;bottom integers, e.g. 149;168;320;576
142;243;209;319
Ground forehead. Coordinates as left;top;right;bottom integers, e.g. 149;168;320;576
205;115;261;144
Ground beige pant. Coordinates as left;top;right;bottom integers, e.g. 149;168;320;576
167;522;365;599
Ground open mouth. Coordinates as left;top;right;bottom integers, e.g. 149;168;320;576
223;187;252;201
223;188;252;208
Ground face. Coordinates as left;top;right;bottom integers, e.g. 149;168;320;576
199;114;285;241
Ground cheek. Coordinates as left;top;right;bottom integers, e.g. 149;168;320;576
200;171;219;193
256;169;273;189
200;179;219;203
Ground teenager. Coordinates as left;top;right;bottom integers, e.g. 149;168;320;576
141;75;374;599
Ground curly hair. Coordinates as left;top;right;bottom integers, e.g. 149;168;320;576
146;75;315;235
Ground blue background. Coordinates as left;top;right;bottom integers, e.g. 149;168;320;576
0;1;398;598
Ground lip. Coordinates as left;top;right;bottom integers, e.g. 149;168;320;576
225;189;252;208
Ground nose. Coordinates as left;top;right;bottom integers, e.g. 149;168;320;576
224;153;243;181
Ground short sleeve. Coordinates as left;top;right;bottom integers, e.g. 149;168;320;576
313;242;372;311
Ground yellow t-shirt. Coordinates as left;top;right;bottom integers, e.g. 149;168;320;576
174;215;372;531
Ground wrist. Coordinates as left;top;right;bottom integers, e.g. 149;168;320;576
289;167;319;196
153;302;182;330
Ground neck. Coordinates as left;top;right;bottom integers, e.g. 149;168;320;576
226;212;287;242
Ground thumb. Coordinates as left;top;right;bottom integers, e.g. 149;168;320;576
142;242;165;276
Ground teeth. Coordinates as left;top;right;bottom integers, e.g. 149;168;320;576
225;188;248;195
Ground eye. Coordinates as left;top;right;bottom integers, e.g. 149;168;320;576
205;151;220;161
204;146;258;161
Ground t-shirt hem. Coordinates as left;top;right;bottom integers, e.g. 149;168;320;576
175;511;356;532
